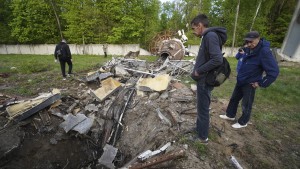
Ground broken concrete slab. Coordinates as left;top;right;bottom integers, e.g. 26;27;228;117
86;71;100;82
85;104;98;112
136;74;171;92
97;144;118;169
114;65;130;77
59;113;87;133
72;114;95;134
6;92;61;122
90;77;122;102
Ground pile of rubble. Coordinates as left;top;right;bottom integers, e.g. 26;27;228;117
0;57;201;169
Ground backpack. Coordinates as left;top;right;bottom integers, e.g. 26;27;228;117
56;47;63;57
205;31;231;87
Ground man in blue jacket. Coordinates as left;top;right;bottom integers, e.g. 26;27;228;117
220;31;279;128
190;14;227;144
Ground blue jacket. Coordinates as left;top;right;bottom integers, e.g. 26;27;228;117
237;39;279;88
191;27;227;83
235;52;245;73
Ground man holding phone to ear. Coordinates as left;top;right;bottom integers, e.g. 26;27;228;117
220;31;279;129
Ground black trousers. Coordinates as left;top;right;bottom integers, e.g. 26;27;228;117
59;58;72;77
226;83;256;125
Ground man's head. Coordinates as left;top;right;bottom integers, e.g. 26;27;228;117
61;39;67;43
191;14;209;37
244;31;260;49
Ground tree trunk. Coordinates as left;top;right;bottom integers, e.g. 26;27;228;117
50;0;63;39
250;0;262;31
231;0;240;56
199;0;202;12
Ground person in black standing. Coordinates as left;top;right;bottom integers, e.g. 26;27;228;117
190;14;227;144
54;39;73;80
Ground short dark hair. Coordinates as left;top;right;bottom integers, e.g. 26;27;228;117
191;14;209;27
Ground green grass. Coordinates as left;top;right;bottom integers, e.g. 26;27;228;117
0;54;109;96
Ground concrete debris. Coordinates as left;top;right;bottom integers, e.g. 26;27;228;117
49;138;58;145
97;144;118;169
114;65;130;77
72;114;94;134
85;104;98;112
59;113;87;133
0;56;202;168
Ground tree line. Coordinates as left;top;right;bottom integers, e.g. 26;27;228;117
0;0;296;48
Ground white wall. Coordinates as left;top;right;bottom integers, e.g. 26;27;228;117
0;44;152;56
188;45;238;57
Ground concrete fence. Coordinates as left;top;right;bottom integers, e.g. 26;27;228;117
0;44;248;58
0;44;151;56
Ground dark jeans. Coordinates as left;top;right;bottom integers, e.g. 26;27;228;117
59;58;72;77
196;82;213;140
226;83;256;125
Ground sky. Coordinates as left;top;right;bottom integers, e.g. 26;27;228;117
160;0;174;3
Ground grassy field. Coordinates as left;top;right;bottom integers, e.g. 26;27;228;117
1;54;299;161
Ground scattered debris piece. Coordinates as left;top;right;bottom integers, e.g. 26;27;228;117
230;155;243;169
6;91;61;122
137;74;170;92
128;149;186;169
97;144;118;169
137;142;173;161
90;77;122;102
59;113;87;133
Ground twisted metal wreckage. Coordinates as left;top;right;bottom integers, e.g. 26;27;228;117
0;49;197;168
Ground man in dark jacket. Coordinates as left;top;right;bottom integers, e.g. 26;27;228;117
190;14;227;144
54;39;73;80
220;31;279;128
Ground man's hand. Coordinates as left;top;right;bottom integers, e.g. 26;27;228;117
251;82;259;88
55;59;58;63
194;71;200;77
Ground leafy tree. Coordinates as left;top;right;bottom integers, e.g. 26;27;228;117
9;0;59;43
0;0;15;43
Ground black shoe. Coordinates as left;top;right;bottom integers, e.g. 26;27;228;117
188;136;208;145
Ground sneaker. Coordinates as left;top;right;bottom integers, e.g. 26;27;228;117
232;123;247;129
188;136;208;145
63;78;66;80
219;114;235;121
67;74;70;78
